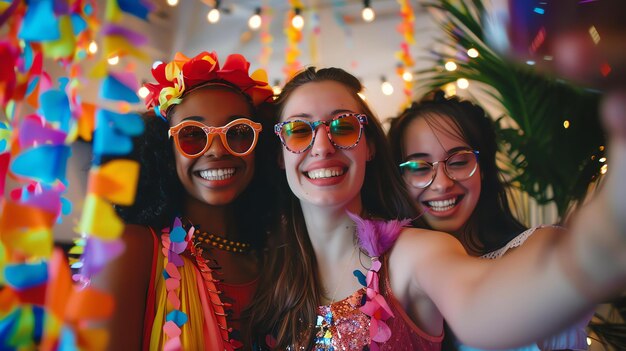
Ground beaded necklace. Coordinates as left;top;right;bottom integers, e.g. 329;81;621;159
182;218;253;253
193;229;252;253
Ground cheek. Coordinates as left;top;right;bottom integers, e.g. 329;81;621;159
408;187;425;206
173;151;188;172
469;168;482;198
282;152;300;174
469;177;482;201
243;154;256;177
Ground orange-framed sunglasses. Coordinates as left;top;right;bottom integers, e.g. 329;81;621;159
168;118;262;158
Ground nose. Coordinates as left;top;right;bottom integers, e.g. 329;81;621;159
428;162;454;191
310;124;335;157
203;134;229;158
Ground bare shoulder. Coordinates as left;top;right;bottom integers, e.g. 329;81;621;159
122;224;157;252
392;227;465;259
388;227;466;289
515;225;566;248
115;224;156;271
93;224;156;289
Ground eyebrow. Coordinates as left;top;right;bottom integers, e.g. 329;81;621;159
286;109;356;120
405;146;471;160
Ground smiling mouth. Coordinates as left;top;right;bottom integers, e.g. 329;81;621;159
422;195;463;212
305;167;346;180
197;168;236;181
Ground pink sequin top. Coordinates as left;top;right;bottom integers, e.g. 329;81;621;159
312;272;443;350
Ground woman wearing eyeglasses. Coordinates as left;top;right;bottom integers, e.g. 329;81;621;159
96;51;277;350
387;90;591;351
248;67;626;350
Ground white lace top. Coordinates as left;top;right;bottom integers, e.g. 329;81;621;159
480;226;544;260
458;226;592;351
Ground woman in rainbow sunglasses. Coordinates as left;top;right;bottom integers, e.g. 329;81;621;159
95;51;279;350
248;67;626;350
387;91;592;351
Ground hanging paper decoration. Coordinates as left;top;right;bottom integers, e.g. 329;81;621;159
395;0;416;105
0;0;149;349
258;4;273;70
283;0;304;79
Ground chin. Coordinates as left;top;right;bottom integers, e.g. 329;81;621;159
422;215;463;234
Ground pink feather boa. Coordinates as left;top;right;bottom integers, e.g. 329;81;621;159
347;212;412;351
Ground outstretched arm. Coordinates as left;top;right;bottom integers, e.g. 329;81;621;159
393;90;626;349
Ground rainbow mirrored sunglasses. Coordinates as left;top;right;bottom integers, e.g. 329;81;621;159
168;118;262;158
274;113;368;153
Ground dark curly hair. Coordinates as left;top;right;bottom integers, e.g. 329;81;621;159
114;86;281;251
387;90;526;255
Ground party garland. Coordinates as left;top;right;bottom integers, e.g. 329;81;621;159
0;0;150;349
395;0;416;106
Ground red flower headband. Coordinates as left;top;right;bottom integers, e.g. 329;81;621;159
144;51;274;118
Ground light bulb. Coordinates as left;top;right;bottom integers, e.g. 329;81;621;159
88;40;98;54
292;14;304;29
166;0;178;6
249;14;262;30
467;48;479;58
208;8;220;23
362;7;375;22
381;81;394;95
456;78;469;89
107;55;119;65
402;71;413;82
445;61;457;71
137;86;149;99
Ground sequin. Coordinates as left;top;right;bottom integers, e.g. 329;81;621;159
310;287;442;351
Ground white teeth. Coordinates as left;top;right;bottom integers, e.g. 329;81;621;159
307;167;345;179
427;197;457;212
199;168;235;181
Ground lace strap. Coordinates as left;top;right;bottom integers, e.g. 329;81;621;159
481;226;558;259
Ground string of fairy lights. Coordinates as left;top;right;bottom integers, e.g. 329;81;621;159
158;0;417;101
86;1;483;105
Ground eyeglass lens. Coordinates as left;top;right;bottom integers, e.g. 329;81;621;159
402;151;477;188
178;122;256;156
279;114;362;153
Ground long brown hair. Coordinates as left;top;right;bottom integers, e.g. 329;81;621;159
387;91;526;255
246;67;418;349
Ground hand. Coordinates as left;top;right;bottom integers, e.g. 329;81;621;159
600;90;626;238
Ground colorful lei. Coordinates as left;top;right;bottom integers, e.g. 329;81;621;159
144;51;274;118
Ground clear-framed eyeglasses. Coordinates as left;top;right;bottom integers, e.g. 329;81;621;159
399;149;480;189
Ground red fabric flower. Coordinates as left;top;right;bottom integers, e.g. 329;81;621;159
144;51;273;116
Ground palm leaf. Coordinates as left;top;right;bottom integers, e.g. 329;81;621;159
418;0;605;216
418;1;622;348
